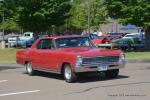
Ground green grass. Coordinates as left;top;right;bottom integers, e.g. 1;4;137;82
0;48;150;64
0;48;17;64
125;51;150;61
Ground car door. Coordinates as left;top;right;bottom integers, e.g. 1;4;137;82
30;39;44;69
37;39;58;72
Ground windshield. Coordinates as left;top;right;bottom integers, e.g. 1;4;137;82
55;37;94;48
89;34;100;39
24;34;31;37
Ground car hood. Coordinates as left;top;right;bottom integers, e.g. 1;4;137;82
58;47;122;57
8;37;17;40
19;37;31;41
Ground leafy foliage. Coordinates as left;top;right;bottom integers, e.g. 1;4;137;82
0;0;71;32
106;0;150;49
106;0;150;27
1;0;108;33
17;0;71;32
0;0;19;32
69;0;108;30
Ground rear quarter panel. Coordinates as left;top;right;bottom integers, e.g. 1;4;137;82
16;49;27;65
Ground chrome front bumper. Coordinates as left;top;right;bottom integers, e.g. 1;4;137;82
75;61;126;72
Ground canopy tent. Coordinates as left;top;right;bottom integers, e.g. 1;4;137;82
120;24;141;30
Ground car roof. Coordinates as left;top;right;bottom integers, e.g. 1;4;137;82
127;33;139;35
41;35;88;39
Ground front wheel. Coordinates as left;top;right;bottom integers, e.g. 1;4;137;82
63;64;77;83
105;69;119;78
25;62;35;76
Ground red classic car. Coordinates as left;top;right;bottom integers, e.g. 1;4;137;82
16;35;126;82
92;35;123;45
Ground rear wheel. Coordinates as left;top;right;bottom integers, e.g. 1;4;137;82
105;69;119;78
26;62;35;76
63;64;77;83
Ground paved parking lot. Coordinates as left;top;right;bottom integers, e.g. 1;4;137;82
0;62;150;100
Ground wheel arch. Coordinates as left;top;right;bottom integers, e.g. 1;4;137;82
61;62;71;74
24;61;30;65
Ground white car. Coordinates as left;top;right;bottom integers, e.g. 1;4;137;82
18;32;34;41
124;33;139;38
8;36;19;47
123;33;143;41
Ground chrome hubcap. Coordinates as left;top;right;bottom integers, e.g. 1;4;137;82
65;66;71;80
27;63;32;74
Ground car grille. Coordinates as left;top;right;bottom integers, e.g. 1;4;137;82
82;56;119;65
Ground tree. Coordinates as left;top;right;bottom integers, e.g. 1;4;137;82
0;0;20;32
17;0;71;32
69;0;108;30
106;0;150;49
1;0;72;34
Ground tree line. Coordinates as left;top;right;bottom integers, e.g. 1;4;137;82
0;0;149;36
0;0;72;33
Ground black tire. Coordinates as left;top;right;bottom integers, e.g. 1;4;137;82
25;62;35;76
63;64;77;83
105;69;119;78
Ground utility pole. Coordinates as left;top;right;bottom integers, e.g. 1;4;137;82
0;0;5;49
2;9;4;40
0;0;4;36
88;0;91;34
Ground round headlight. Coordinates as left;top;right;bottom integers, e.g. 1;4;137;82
119;54;125;62
76;56;82;67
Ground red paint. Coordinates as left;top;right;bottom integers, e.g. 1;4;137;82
16;35;123;73
92;35;123;45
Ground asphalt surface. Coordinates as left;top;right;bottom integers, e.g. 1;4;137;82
0;62;150;100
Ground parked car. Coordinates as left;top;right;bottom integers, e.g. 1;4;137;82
102;35;123;44
8;35;19;47
98;33;144;50
88;34;103;45
113;35;143;50
17;37;36;48
91;35;123;45
17;32;34;48
16;35;126;82
123;33;141;39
